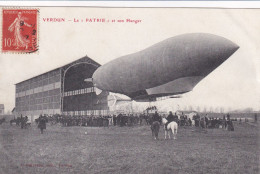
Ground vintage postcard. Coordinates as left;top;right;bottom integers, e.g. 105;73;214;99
0;6;259;174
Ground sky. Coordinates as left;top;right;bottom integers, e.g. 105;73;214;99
0;7;259;112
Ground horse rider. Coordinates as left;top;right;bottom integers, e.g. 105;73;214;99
165;111;175;129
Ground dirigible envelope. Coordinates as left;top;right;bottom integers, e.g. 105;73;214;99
93;33;239;101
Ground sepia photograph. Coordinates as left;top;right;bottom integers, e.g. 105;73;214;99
0;6;259;174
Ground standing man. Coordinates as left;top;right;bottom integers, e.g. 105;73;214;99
38;115;47;134
173;112;179;123
118;113;123;127
205;114;209;128
151;111;161;140
113;114;117;126
227;113;230;121
20;114;24;129
223;115;227;129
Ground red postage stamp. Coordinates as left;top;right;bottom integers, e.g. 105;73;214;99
2;9;38;53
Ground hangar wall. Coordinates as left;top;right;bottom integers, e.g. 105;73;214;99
15;69;61;117
15;56;109;118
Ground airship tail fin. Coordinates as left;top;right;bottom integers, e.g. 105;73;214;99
95;87;103;95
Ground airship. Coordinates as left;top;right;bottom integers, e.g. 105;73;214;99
92;33;239;102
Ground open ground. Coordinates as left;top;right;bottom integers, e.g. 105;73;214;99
0;121;259;174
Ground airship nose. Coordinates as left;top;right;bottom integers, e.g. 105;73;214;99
218;37;240;58
185;33;239;76
232;43;240;53
216;36;239;60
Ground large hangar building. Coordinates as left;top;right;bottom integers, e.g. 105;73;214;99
15;56;109;119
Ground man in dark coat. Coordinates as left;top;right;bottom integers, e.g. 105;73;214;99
223;115;227;129
38;115;47;134
20;115;24;129
227;120;234;131
151;111;161;140
205;115;209;128
117;113;123;127
227;113;230;121
113;115;117;126
173;113;179;123
152;111;161;123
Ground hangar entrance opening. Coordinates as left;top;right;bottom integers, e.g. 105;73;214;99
62;63;109;116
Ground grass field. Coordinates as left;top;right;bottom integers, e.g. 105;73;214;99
0;121;259;174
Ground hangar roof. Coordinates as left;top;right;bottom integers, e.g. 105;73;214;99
15;55;100;85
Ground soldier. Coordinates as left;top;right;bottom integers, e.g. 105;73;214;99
38;115;47;134
24;116;28;128
118;113;123;127
205;114;209;128
113;115;117;126
173;112;178;123
227;113;230;121
20;114;24;129
188;118;192;126
223;115;227;129
152;111;161;123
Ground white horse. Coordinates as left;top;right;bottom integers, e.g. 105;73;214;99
162;118;178;140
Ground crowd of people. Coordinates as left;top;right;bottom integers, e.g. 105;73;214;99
197;114;235;131
7;110;242;134
149;111;235;131
10;115;30;129
41;114;146;127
